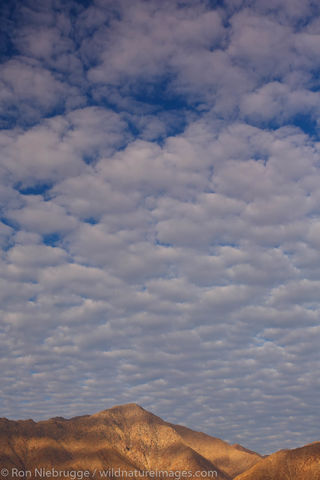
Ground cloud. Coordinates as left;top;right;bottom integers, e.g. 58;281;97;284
87;3;224;84
1;0;320;457
240;82;320;125
0;106;128;186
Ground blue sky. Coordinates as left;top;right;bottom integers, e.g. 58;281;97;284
1;0;320;455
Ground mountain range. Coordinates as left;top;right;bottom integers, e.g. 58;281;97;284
0;404;318;480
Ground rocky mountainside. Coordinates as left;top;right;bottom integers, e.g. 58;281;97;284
234;442;320;480
168;424;260;479
0;404;261;480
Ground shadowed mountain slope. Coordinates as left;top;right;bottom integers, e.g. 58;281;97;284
169;424;261;478
0;404;261;480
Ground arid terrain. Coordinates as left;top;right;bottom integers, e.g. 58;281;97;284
233;441;320;480
0;404;318;480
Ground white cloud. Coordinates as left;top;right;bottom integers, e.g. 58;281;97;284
228;11;293;78
7;244;67;267
14;26;73;61
240;82;320;124
88;3;224;84
7;196;78;235
0;58;83;125
0;107;128;186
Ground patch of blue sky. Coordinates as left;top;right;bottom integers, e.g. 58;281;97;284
84;217;99;225
0;113;19;130
1;100;67;130
89;85;190;143
253;335;270;347
130;90;194;139
93;78;190;109
82;153;100;165
206;0;225;8
72;0;92;12
244;112;318;138
307;69;320;92
42;233;61;247
154;239;174;248
0;226;15;252
0;2;19;60
131;76;189;111
251;153;269;166
293;7;320;30
15;183;53;197
0;29;18;61
1;217;19;231
291;113;319;138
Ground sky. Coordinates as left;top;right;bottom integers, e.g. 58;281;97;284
1;0;320;455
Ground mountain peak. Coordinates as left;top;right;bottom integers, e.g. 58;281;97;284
0;404;261;480
93;403;148;418
110;402;145;411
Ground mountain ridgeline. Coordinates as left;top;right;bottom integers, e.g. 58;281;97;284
0;404;318;480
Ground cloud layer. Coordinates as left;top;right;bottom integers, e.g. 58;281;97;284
1;0;320;454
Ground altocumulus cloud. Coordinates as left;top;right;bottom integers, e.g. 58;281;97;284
0;0;320;455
